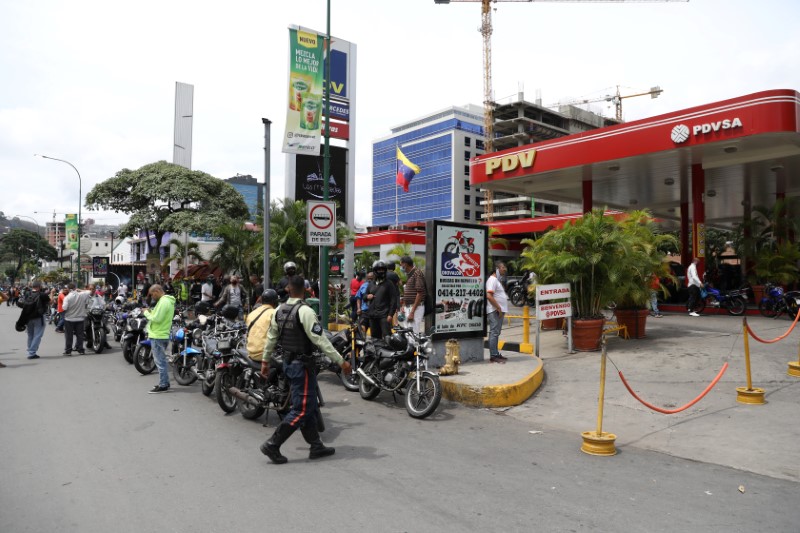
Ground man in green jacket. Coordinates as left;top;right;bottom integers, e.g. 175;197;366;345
144;285;176;394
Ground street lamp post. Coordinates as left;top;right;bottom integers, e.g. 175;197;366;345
35;155;82;284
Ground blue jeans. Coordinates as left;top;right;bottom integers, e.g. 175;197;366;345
26;316;46;356
151;338;170;388
487;310;505;357
650;291;660;314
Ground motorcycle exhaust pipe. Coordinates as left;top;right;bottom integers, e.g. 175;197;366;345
228;387;261;407
356;368;378;387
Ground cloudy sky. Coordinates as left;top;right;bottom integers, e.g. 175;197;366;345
2;0;799;230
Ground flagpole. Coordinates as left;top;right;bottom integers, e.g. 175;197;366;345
395;144;399;228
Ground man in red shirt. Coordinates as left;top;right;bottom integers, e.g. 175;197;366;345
54;285;69;333
349;271;365;322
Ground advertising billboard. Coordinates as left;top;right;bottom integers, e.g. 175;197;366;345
430;221;487;339
65;214;78;251
92;257;109;277
294;146;347;222
282;28;326;155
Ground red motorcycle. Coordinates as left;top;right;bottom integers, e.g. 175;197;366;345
444;231;475;254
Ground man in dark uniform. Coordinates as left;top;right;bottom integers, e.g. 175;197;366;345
259;275;352;464
364;260;398;340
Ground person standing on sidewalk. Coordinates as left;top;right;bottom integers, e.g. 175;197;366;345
649;274;664;318
144;285;176;393
54;285;69;332
400;255;427;334
686;257;703;317
61;283;90;356
486;261;509;364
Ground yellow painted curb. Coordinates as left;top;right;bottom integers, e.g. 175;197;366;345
440;356;544;408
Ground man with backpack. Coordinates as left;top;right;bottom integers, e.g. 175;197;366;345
245;289;279;377
16;281;51;359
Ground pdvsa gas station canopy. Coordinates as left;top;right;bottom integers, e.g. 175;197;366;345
471;89;800;264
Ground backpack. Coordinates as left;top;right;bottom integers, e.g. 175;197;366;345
17;291;47;318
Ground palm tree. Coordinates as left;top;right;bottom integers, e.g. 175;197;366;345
162;237;205;274
209;224;262;286
269;198;310;284
354;250;377;273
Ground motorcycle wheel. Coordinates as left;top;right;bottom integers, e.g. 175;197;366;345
339;368;359;391
239;374;266;420
358;367;381;400
759;299;778;318
726;297;746;316
172;356;198;385
122;340;134;364
93;329;106;354
201;369;216;396
510;287;525;307
215;369;237;413
405;372;442;419
133;344;156;375
444;243;457;254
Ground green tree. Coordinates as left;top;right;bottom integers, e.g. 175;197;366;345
209;224;262;285
84;161;250;248
162;238;205;273
269;198;310;284
0;229;57;274
354;250;377;273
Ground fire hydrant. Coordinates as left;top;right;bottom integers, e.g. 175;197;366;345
439;339;461;376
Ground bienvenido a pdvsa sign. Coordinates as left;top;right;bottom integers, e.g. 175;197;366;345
535;283;572;320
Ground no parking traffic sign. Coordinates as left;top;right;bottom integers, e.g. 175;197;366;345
306;200;336;246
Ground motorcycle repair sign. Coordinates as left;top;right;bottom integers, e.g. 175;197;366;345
432;221;487;338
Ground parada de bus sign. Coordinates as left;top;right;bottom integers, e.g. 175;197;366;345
535;283;572;319
306;200;336;246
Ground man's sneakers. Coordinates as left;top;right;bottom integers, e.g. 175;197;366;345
489;354;508;364
27;354;40;360
689;311;700;317
62;351;72;356
148;385;170;394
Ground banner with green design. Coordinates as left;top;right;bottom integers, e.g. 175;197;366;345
282;27;326;155
65;214;78;251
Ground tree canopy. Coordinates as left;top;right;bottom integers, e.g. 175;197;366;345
0;229;57;277
84;161;250;246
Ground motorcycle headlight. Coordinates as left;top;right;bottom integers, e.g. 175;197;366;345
422;341;434;355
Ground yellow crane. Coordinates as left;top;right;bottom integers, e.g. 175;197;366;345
551;85;664;121
434;0;686;221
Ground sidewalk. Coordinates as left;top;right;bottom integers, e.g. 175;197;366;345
441;309;800;481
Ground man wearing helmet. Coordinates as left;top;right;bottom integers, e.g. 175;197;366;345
364;260;398;340
246;289;279;370
276;261;298;302
259;276;352;464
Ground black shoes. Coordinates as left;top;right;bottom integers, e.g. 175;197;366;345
489;355;507;364
77;351;85;355
301;424;335;460
63;351;72;356
148;385;170;394
27;354;40;360
260;441;288;464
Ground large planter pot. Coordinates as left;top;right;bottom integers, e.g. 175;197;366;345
614;308;649;339
540;318;562;330
572;318;605;352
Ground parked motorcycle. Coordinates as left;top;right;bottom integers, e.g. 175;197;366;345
689;283;748;316
122;307;147;364
84;300;108;354
196;309;247;396
356;327;442;418
509;271;536;307
758;283;800;319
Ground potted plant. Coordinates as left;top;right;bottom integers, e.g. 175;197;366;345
752;242;800;289
520;209;628;351
612;210;677;338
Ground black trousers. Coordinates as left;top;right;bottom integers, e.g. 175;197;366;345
64;320;85;352
686;285;701;312
368;316;391;340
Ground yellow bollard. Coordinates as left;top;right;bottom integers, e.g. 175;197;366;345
520;305;533;354
737;318;766;405
787;337;800;377
581;336;617;456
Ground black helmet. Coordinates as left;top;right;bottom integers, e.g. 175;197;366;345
373;260;387;279
194;301;212;316
284;261;297;274
388;332;408;351
261;289;279;307
220;305;239;320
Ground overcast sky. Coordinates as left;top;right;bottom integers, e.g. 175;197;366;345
2;0;799;230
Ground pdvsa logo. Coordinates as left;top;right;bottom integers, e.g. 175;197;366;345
671;118;743;144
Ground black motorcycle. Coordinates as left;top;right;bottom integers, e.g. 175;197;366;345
356;327;442;418
122;307;147;364
84;301;108;354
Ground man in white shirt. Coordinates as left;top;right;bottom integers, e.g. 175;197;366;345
201;275;215;303
686;257;703;317
485;261;509;364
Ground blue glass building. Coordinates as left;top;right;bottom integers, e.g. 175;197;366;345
372;105;486;226
224;174;263;221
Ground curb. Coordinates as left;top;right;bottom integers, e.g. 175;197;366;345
484;339;534;354
440;356;544;409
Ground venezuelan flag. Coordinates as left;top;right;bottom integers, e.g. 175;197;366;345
396;147;421;192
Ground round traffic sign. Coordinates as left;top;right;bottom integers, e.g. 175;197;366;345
309;204;334;230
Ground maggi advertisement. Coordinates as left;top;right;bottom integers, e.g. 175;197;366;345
282;28;325;155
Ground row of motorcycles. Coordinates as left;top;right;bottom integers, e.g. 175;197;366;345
112;301;443;425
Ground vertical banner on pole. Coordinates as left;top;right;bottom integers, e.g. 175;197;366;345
283;27;326;155
65;214;78;251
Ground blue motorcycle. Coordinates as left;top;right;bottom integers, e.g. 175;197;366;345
690;284;748;316
758;283;800;319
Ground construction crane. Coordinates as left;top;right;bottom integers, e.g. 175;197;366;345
551;85;663;121
434;0;686;221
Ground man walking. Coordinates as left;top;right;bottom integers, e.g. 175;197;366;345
400;256;427;334
61;283;90;356
259;276;352;464
486;261;509;364
686;257;703;317
144;285;176;393
215;275;244;317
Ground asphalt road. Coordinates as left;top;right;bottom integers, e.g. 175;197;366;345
1;304;799;533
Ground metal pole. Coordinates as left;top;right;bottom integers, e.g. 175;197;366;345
743;318;754;391
320;0;332;325
262;118;272;287
596;337;608;437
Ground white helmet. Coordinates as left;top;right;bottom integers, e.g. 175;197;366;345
284;261;297;274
